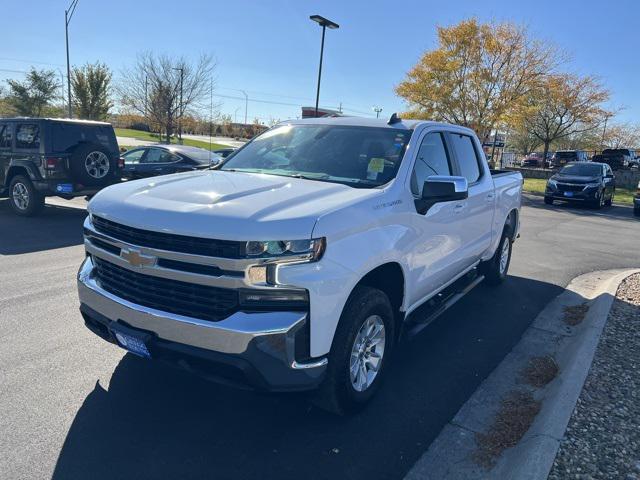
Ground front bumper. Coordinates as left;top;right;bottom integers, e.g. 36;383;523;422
545;186;600;202
77;256;327;391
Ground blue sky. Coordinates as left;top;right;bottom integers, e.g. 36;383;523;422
2;0;639;124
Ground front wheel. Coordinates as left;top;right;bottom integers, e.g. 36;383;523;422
9;175;45;216
313;286;394;415
634;206;640;217
604;190;613;207
480;232;512;285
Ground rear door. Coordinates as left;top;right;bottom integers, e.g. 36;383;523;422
445;132;495;269
0;122;13;190
13;122;42;170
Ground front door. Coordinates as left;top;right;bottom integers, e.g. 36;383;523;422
405;130;468;306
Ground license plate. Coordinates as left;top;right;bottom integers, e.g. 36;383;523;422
564;191;573;197
55;183;74;194
113;330;151;358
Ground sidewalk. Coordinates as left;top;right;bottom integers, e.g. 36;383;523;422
548;273;640;480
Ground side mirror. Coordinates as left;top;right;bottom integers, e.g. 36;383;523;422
209;156;222;168
416;175;468;214
605;173;614;179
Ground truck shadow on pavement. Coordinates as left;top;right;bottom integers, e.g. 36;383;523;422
52;275;563;480
0;199;86;255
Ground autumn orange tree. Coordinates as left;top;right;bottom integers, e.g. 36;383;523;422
396;19;556;141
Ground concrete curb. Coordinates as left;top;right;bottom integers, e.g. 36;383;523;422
405;268;640;480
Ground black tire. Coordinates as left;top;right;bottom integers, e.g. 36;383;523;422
69;143;115;186
604;190;613;207
8;175;45;216
592;190;605;209
544;197;554;205
479;231;512;286
313;286;395;415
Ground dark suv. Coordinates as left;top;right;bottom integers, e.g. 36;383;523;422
0;118;122;215
594;148;637;170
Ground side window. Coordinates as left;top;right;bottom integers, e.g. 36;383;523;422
449;133;481;183
143;148;177;163
123;149;146;165
15;124;40;149
411;132;451;196
0;124;12;149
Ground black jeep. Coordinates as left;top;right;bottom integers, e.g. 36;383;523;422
0;118;122;216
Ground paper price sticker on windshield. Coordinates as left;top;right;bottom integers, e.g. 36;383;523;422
368;157;385;174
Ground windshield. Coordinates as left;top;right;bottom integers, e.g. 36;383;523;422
560;163;601;176
220;124;412;188
555;151;577;158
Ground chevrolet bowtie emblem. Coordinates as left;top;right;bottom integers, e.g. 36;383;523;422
120;248;157;268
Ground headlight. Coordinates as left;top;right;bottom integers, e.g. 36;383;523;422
585;182;601;188
245;238;325;261
547;179;557;189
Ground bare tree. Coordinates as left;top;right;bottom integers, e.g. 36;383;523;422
118;53;216;143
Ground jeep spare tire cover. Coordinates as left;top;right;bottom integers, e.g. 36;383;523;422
69;143;115;186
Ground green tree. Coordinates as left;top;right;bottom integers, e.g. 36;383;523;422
72;62;113;120
6;68;59;117
395;18;557;141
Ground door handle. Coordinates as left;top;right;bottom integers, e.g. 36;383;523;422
453;203;465;214
486;193;495;202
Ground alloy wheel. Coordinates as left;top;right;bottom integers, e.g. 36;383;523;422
499;238;510;275
85;151;110;179
349;315;386;392
12;182;29;210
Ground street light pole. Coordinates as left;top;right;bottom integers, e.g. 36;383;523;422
373;106;383;118
65;0;79;118
310;15;339;118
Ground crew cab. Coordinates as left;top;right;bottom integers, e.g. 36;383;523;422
77;116;522;414
544;161;615;208
0;118;122;216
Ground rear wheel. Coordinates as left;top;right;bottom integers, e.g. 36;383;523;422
9;175;44;216
592;189;605;209
313;286;394;415
480;230;512;285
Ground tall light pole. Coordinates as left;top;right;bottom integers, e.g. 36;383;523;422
600;113;612;152
373;106;383;118
65;0;79;118
173;67;184;143
310;15;339;118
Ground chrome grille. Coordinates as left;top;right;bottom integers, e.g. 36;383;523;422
92;256;239;322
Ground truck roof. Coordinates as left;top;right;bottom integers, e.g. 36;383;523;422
0;117;112;126
285;115;472;133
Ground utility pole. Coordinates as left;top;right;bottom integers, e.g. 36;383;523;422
241;89;248;125
65;0;79;118
600;113;612;152
373;106;383;118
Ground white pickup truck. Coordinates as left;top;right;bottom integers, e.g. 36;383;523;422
77;116;522;414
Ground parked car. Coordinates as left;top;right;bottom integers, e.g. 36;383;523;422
595;148;637;170
0;118;122;216
544;161;615;208
634;181;640;217
551;150;589;168
213;147;237;158
121;145;222;180
521;152;551;168
77;116;522;414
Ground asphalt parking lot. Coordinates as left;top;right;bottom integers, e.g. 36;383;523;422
1;195;639;480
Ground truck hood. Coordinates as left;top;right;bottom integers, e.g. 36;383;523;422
552;174;600;184
89;170;380;241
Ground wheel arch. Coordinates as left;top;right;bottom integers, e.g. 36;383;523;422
504;208;519;240
5;165;35;187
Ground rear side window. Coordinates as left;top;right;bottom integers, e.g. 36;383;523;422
15;124;40;149
143;148;179;163
411;132;451;196
449;133;481;183
0;124;12;148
